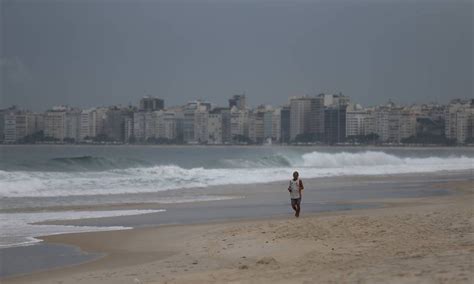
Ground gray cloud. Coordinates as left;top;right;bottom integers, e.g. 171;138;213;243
1;0;472;111
1;57;32;85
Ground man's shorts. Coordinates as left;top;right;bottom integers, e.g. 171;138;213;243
291;198;301;206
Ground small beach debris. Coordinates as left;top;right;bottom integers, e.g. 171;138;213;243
239;264;249;270
256;257;278;265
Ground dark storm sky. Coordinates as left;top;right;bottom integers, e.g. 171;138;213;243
1;0;472;111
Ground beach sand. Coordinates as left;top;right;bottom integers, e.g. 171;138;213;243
3;180;473;284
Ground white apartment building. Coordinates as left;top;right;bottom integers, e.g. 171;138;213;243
445;102;474;143
271;108;281;142
15;114;30;140
194;105;209;143
3;113;17;143
93;108;108;137
263;109;273;140
208;111;223;144
153;111;164;139
345;105;369;137
399;111;417;140
153;110;177;140
289;97;311;140
44;110;67;141
65;111;81;141
80;109;96;140
373;106;417;143
133;111;155;141
387;111;401;143
374;108;390;142
3;111;43;143
230;107;249;139
248;110;264;143
363;112;376;135
124;116;134;142
33;113;45;134
133;112;146;141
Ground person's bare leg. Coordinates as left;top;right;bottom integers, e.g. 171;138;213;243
295;204;300;217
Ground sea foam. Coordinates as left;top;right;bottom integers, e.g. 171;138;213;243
0;151;472;197
0;209;165;247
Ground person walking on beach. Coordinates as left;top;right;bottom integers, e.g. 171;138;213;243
288;171;304;217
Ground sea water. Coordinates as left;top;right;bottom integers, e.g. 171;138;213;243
0;145;473;247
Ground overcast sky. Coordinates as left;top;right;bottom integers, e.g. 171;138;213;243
1;0;472;111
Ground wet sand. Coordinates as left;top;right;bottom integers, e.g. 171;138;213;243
2;176;473;284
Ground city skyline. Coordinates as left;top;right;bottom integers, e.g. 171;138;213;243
2;1;472;111
1;91;467;113
1;94;472;145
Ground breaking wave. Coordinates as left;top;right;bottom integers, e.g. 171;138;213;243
0;151;472;197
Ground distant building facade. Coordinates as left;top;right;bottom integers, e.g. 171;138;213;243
139;97;164;112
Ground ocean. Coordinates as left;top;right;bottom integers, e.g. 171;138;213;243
0;145;473;247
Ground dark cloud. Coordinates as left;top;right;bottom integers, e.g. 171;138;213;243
1;0;472;111
1;57;32;84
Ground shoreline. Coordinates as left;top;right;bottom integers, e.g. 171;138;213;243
2;169;467;214
2;177;473;283
1;144;473;148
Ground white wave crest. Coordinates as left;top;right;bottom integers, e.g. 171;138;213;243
0;209;165;248
0;151;472;198
301;151;473;168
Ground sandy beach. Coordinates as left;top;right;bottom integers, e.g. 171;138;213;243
2;178;472;284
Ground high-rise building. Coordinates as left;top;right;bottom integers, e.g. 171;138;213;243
33;113;45;134
132;111;152;142
14;114;28;141
173;109;185;142
3;113;17;143
228;94;246;110
319;93;333;107
263;108;274;141
0;107;40;143
445;100;474;143
65;110;81;141
0;109;6;142
208;109;223;144
230;106;249;140
289;96;311;141
399;110;417;141
248;109;264;144
346;105;370;137
271;108;281;142
139;96;164;112
289;95;325;141
216;108;231;143
80;109;96;141
374;107;390;142
180;101;212;143
182;103;197;143
309;96;325;136
44;107;67;141
280;106;290;143
387;110;401;143
93;108;108;138
324;105;347;144
372;104;418;143
124;115;134;143
332;93;350;107
194;105;209;143
153;110;178;140
361;110;376;136
103;107;126;141
17;112;38;141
